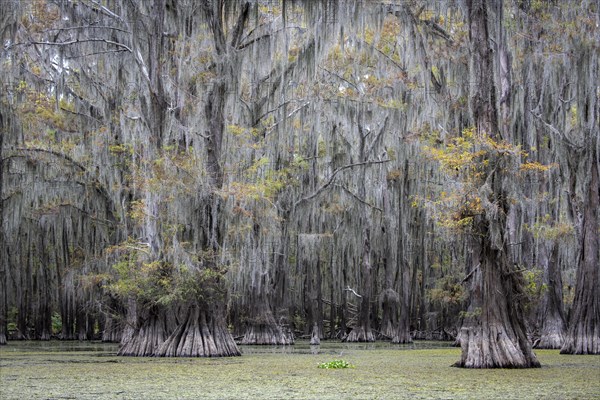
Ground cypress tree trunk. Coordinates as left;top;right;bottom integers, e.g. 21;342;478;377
35;245;52;340
561;148;600;354
102;315;123;343
239;216;291;345
156;303;240;357
455;0;540;368
298;234;330;342
242;236;292;346
393;164;413;344
380;261;399;339
242;291;291;345
346;228;375;342
379;180;399;339
16;232;32;340
393;255;412;344
304;249;324;343
120;298;137;347
457;223;539;368
346;119;375;343
272;213;294;329
0;240;5;344
537;243;566;349
0;110;6;345
392;160;412;344
118;306;169;356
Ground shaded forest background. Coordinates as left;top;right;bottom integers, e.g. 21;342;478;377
0;0;598;363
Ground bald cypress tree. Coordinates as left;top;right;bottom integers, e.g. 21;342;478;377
451;0;540;368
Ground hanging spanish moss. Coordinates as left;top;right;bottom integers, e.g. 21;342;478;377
0;0;597;365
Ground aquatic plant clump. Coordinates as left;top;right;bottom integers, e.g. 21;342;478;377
318;359;355;369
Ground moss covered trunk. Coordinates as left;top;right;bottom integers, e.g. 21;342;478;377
346;228;375;342
242;291;291;345
537;243;566;349
455;0;540;368
561;148;600;354
0;109;6;345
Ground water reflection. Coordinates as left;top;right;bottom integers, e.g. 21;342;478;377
239;340;452;355
0;340;119;353
1;339;452;355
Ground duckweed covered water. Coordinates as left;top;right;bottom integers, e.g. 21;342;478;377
1;340;598;399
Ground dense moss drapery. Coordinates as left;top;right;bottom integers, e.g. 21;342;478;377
0;0;597;362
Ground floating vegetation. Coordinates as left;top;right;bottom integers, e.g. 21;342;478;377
1;341;599;399
317;359;355;369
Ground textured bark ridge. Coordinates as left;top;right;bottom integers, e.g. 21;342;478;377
118;307;169;356
155;304;240;357
538;318;566;350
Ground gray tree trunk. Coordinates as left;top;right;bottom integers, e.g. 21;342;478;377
561;147;600;354
537;243;566;349
455;0;540;368
0;109;7;345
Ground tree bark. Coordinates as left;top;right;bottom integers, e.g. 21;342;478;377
272;214;292;328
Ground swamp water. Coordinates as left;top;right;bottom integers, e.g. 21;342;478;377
1;340;598;399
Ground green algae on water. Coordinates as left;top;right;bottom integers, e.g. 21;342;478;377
1;341;598;399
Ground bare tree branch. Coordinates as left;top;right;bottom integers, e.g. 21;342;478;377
334;184;383;213
367;116;390;157
530;110;584;150
11;38;132;53
81;0;125;22
44;25;131;34
13;147;86;171
294;159;390;209
344;286;363;298
266;101;310;133
319;66;359;91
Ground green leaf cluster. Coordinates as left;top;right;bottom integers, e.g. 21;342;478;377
428;276;466;308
